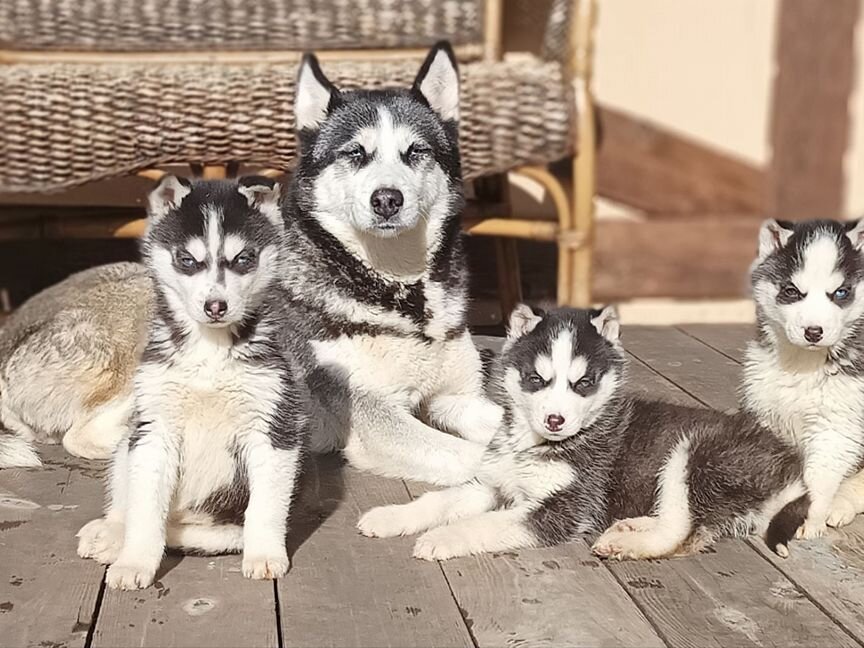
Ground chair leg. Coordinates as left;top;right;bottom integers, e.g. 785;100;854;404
495;238;523;319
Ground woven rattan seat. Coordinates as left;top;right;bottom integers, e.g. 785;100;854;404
0;57;572;192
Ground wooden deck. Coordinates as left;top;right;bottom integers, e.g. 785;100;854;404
3;324;864;648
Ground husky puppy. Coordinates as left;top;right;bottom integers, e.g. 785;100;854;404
77;176;310;590
358;306;807;561
0;263;151;468
743;219;864;538
282;42;501;485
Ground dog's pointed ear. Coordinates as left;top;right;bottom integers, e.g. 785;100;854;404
507;303;542;341
296;53;338;131
147;175;191;222
758;219;794;260
412;41;459;123
590;305;620;343
845;218;864;251
238;176;282;228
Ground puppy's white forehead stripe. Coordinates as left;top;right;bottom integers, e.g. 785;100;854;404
187;238;206;263
223;234;246;261
550;330;573;386
793;235;844;292
534;355;553;381
568;356;588;383
205;206;223;262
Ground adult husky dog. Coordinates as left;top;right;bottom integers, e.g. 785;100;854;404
0;43;500;485
280;43;501;484
744;219;864;537
358;306;806;561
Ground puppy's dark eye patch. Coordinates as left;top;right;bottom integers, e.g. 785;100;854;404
173;249;204;274
777;283;804;304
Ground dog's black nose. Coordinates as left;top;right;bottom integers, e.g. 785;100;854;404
804;326;823;343
545;414;565;432
204;299;228;320
370;188;404;219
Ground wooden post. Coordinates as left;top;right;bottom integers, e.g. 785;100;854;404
769;0;859;218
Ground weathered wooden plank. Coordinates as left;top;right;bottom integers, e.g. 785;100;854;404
593;217;762;301
608;539;859;648
92;553;279;648
676;323;754;364
278;459;473;648
597;105;767;215
624;352;704;407
0;446;105;648
622;326;742;412
439;543;665;648
769;0;859;218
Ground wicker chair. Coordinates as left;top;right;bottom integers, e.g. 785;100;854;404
0;0;597;307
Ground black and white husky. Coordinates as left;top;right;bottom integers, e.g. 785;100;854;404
358;306;807;561
77;176;310;590
281;43;501;485
743;219;864;538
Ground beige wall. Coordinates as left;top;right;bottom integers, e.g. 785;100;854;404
594;0;864;218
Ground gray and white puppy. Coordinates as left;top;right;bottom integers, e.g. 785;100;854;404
743;219;864;538
282;42;501;485
359;306;806;561
77;176;310;590
0;263;151;467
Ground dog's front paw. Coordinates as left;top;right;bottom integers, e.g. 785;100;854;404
106;559;158;590
796;519;827;540
358;505;418;538
242;552;290;580
827;494;859;529
77;517;124;565
413;526;473;561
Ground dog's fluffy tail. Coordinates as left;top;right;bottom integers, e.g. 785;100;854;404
0;430;40;469
765;494;810;558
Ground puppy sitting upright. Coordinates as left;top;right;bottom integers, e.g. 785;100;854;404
77;176;310;590
744;219;864;537
359;306;806;561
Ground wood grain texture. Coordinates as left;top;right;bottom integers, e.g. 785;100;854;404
607;540;859;648
597;106;767;215
278;461;473;648
622;326;743;412
92;553;279;648
0;447;105;648
439;544;665;648
676;324;755;364
769;0;859;218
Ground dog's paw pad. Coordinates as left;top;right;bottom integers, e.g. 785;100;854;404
242;553;290;580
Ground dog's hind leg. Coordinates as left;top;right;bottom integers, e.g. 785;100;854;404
63;392;133;460
358;481;497;538
345;392;486;486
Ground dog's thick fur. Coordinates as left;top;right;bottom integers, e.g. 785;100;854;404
743;218;864;537
358;306;807;561
0;263;151;467
280;43;501;484
77;177;310;590
0;43;499;487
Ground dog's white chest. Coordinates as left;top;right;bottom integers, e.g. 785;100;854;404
743;345;864;445
136;345;280;510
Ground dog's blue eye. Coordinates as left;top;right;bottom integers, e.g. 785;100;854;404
176;251;197;269
833;287;851;301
